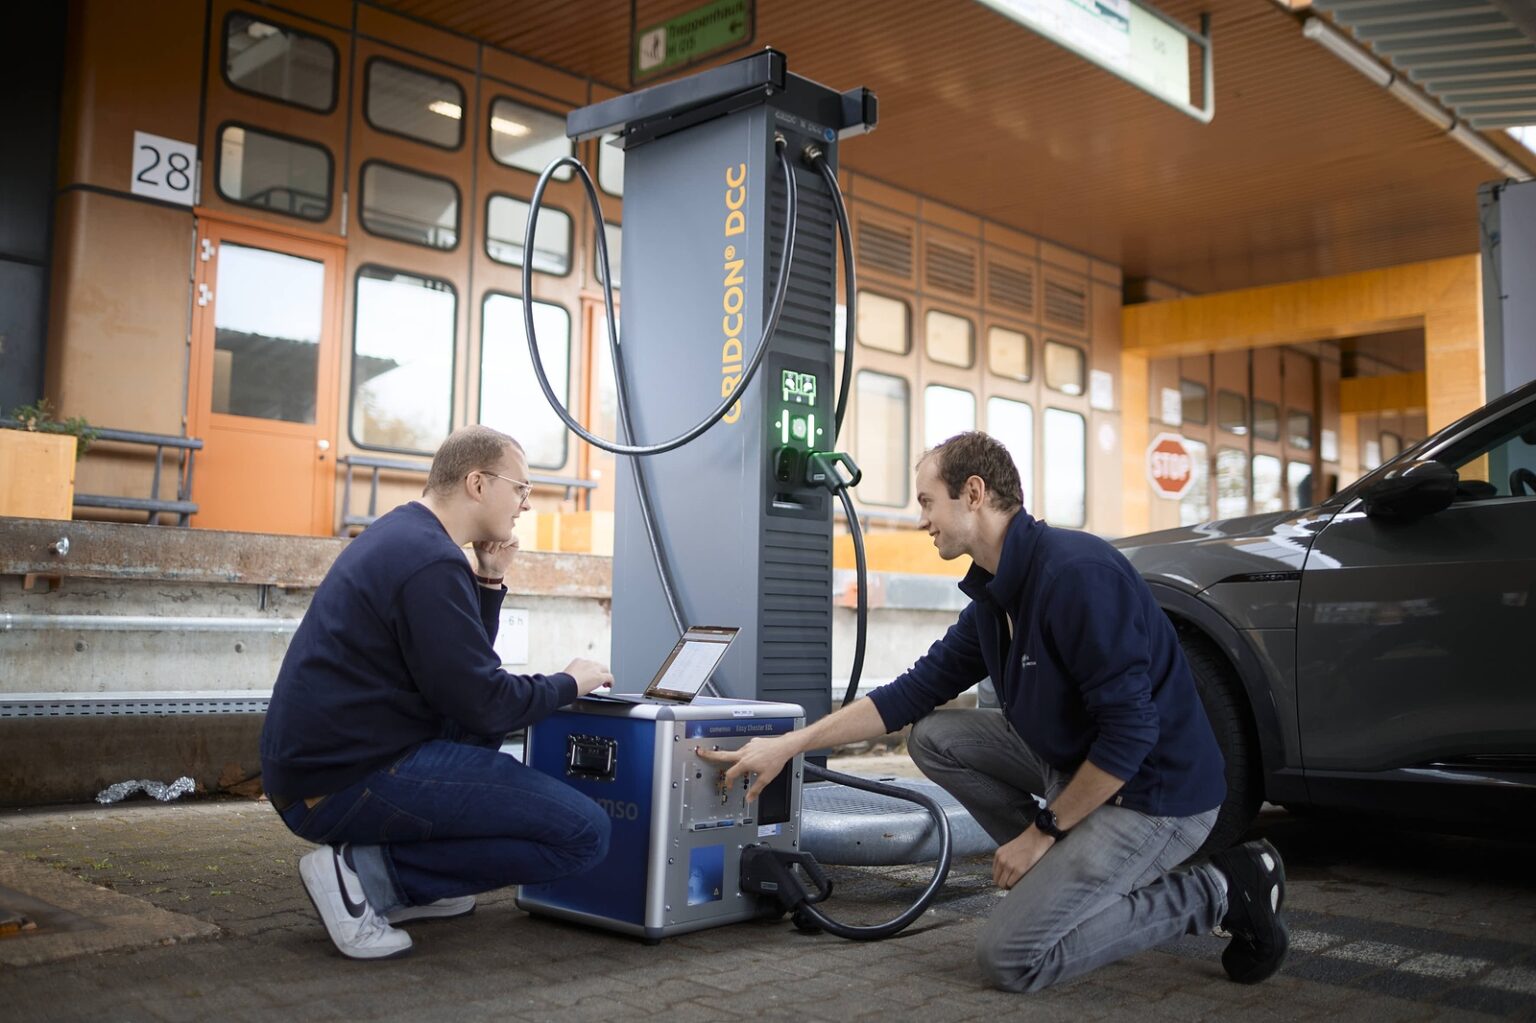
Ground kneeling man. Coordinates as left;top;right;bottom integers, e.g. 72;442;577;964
704;432;1287;990
261;425;613;959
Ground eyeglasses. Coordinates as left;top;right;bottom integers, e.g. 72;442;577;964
477;471;532;503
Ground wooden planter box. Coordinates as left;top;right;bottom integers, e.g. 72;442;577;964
0;430;76;520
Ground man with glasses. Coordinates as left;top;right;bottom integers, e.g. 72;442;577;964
262;424;615;960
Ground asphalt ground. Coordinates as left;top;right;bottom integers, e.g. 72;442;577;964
1;756;1533;1022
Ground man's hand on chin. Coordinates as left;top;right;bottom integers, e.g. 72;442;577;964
472;534;519;579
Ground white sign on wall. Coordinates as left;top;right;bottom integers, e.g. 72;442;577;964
1089;369;1114;411
1160;386;1182;426
131;131;198;206
494;607;530;666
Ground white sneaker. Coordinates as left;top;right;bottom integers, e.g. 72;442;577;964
385;895;477;925
298;845;413;960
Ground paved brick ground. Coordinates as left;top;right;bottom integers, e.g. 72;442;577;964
0;783;1532;1021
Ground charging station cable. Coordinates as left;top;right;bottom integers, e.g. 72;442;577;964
519;138;799;456
800;145;856;444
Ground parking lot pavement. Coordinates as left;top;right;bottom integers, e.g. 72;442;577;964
0;791;1533;1021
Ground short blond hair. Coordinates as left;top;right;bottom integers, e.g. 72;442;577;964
425;425;521;495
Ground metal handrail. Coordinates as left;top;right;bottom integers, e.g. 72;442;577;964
337;453;596;534
0;420;202;526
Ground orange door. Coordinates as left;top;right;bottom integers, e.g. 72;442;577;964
581;297;619;513
187;218;343;535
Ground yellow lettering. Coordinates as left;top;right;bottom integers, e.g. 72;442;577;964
725;162;746;188
723;285;743;315
726;185;747;211
722;313;743;338
723;258;744;288
725;209;745;236
722;336;743;364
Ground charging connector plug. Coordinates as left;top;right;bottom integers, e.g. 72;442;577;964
804;451;862;492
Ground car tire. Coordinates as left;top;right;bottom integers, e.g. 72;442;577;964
1178;626;1262;855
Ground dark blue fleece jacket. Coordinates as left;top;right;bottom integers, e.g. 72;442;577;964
260;501;576;800
869;512;1225;817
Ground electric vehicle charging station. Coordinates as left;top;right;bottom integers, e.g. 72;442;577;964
514;50;963;942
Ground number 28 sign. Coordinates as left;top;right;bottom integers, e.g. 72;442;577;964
131;131;197;206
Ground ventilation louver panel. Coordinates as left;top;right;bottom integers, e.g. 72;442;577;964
1044;277;1087;333
925;241;976;296
857;220;914;279
987;261;1035;317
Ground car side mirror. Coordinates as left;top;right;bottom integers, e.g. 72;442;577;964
1360;459;1459;518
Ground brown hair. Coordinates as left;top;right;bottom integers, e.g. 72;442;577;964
425;425;521;496
920;431;1024;513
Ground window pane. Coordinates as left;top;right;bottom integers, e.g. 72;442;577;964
486;195;571;274
925;310;974;367
1287;460;1314;509
923;385;975;449
352;268;455;452
594;223;621;288
1252;399;1280;441
224;14;335;111
360;164;458;249
856;291;910;354
366;60;463;149
987;397;1033;512
212;244;323;423
1042;408;1086;526
1252;453;1283;513
598;133;624;196
1380;432;1402;461
1217;390;1248;435
1216;446;1249;517
490;99;572;178
217;125;330;220
1043;340;1085;395
1287;409;1313;450
480;295;570;469
854;371;909;506
987;326;1031;381
1180;439;1210;526
1180;380;1208;425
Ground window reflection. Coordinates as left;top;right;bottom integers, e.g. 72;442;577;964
224;13;336;111
1287;460;1314;509
1253;400;1280;442
490;99;572;178
486;195;572;274
1043;341;1085;396
1252;454;1283;513
1180;439;1211;525
1043;408;1085;527
854;371;909;506
1180;380;1208;425
218;125;330;220
213;244;323;423
924;385;975;449
925;310;973;367
1216;447;1249;517
480;296;570;469
351;268;455;452
987;397;1033;512
598;133;624;196
366;60;464;149
856;292;910;354
360;163;458;249
594;223;622;288
1217;391;1248;435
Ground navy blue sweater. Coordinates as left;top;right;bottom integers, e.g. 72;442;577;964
869;512;1225;817
260;502;577;800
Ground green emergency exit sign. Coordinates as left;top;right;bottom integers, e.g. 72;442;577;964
633;0;753;82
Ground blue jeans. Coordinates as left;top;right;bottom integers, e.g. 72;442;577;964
275;739;610;915
908;710;1224;992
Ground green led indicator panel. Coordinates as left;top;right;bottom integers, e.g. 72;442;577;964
782;370;817;406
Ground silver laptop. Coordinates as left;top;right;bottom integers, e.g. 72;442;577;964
583;626;739;705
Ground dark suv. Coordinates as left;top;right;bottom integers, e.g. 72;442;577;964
1115;377;1536;851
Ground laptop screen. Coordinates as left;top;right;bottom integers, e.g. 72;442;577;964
643;626;738;703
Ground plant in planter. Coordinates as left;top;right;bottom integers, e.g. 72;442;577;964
7;399;99;457
1;399;99;520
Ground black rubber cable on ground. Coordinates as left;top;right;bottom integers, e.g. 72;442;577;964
797;762;953;941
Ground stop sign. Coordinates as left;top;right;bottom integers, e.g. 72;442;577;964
1146;433;1194;500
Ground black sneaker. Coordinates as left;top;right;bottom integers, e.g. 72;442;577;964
1208;838;1288;984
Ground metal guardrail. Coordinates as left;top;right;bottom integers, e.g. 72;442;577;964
1;420;203;526
337;453;597;534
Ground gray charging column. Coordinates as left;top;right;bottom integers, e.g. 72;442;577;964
568;54;875;724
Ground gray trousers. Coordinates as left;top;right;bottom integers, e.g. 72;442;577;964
908;710;1226;992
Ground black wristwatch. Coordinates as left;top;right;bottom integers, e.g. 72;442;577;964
1033;804;1069;840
